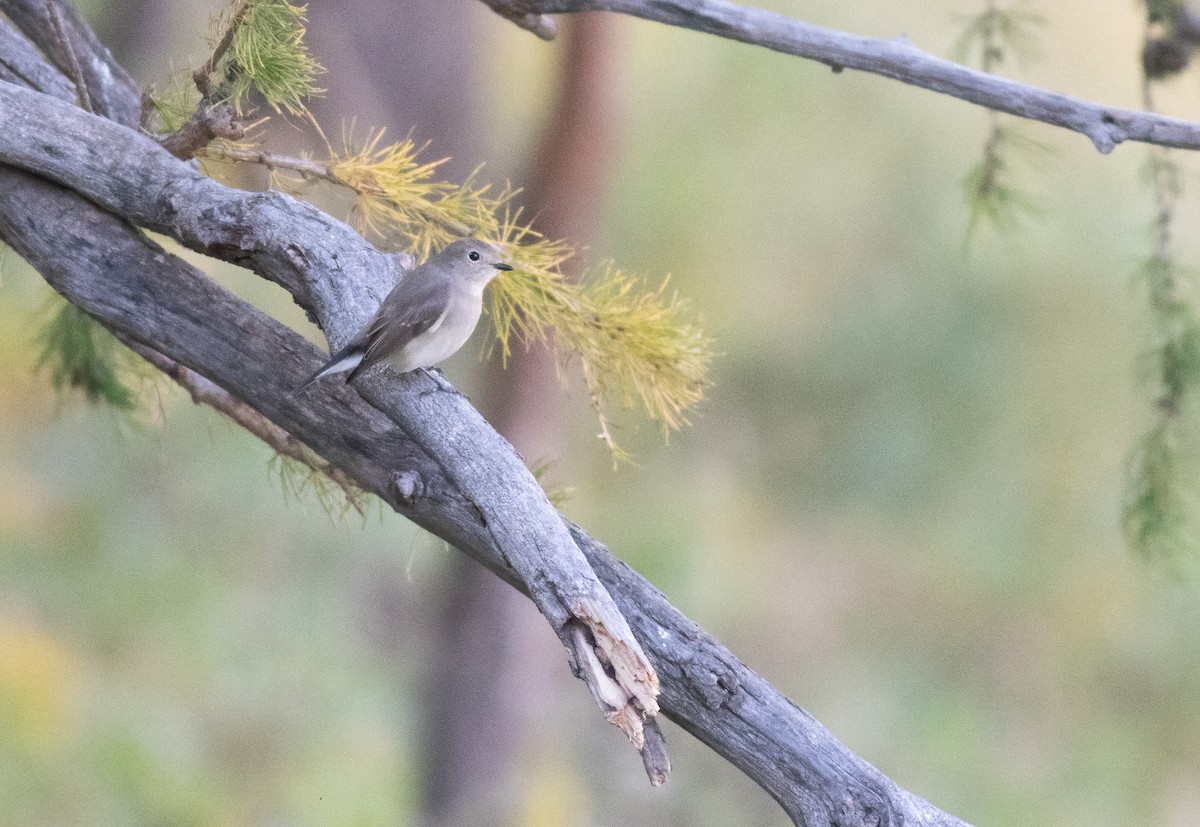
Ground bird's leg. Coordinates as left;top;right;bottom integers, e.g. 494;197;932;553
417;366;458;396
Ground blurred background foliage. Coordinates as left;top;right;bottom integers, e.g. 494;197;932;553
3;0;1200;825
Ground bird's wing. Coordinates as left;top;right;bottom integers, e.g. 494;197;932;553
352;271;452;378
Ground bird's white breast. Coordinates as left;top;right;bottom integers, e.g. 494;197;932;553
386;287;484;373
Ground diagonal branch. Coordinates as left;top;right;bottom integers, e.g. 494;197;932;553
0;79;970;826
0;74;661;760
478;0;1200;154
0;161;968;827
0;12;970;823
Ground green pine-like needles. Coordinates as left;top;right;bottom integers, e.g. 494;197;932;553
1123;145;1200;574
955;3;1048;237
223;0;323;115
36;302;142;410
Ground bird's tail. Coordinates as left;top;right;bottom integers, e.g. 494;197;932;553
290;344;366;398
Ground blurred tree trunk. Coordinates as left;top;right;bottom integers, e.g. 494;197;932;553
443;10;624;824
480;13;623;460
410;11;625;824
302;4;586;825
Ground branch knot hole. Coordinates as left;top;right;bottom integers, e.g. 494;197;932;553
392;469;424;502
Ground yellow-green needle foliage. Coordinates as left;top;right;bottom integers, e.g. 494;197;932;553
327;134;713;451
176;0;714;459
146;80;201;134
326;129;496;261
248;128;714;454
486;242;712;455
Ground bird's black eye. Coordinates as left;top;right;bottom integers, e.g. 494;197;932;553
468;250;481;261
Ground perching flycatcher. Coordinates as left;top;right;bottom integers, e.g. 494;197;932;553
295;238;512;392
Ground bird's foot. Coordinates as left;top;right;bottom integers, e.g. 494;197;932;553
417;366;458;396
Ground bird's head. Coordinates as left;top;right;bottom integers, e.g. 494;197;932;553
436;238;513;286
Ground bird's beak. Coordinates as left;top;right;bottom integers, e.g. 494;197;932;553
494;262;514;271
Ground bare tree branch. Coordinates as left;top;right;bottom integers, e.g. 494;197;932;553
0;80;967;826
478;0;1200;154
0;16;76;98
0;160;967;826
0;73;664;755
0;0;141;125
0;15;970;825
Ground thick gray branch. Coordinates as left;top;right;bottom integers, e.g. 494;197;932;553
0;0;141;126
0;165;967;826
480;0;1200;154
0;15;75;98
0;76;661;749
0;72;667;744
0;34;968;827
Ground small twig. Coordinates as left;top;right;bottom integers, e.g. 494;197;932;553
196;143;453;255
44;0;91;113
194;0;249;98
202;143;334;180
119;335;363;499
476;0;558;40
154;1;251;159
159;103;246;160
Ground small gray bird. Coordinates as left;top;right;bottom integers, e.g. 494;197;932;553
295;238;512;393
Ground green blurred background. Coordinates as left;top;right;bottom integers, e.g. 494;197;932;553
3;1;1200;824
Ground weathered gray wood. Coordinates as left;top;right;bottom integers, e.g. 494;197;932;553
0;0;141;126
0;165;968;826
0;22;972;825
0;18;75;100
0;77;662;750
480;0;1200;154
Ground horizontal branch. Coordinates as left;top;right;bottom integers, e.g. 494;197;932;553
480;0;1200;154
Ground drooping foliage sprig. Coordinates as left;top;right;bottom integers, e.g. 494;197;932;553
1123;31;1200;572
35;300;142;410
954;1;1048;237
